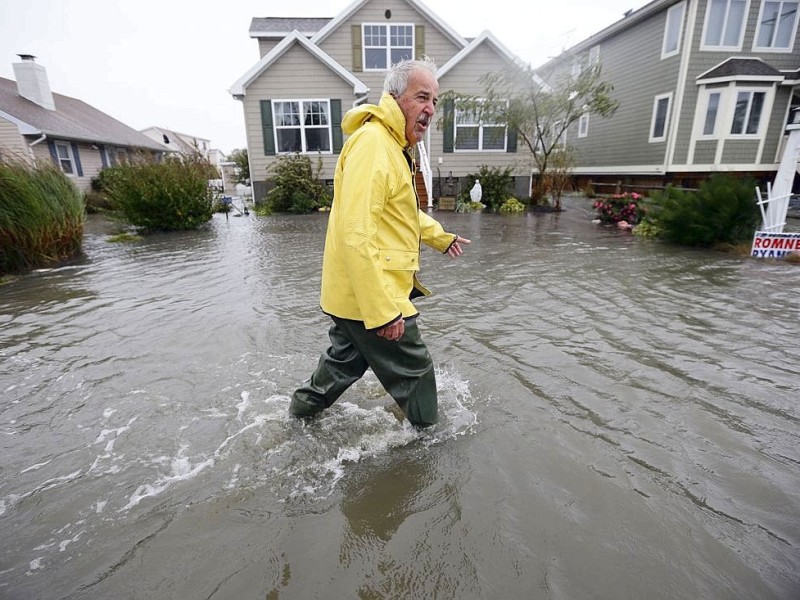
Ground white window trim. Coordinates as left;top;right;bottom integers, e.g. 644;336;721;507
662;1;687;59
752;0;800;52
698;89;723;138
272;99;333;155
578;114;589;138
729;88;769;137
700;0;750;51
453;99;508;152
649;93;673;143
362;23;415;71
54;141;76;176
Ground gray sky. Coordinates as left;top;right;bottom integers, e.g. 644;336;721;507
0;0;645;154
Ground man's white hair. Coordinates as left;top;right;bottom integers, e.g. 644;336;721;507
383;56;438;96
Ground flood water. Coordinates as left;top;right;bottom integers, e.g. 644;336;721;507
1;197;799;599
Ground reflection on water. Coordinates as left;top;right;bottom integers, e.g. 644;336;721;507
1;198;799;599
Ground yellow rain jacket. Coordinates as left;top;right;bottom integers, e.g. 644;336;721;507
320;93;457;330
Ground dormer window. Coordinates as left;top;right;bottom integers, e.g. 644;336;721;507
362;23;414;70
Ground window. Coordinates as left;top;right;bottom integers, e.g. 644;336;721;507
730;90;766;135
454;100;507;151
650;94;672;142
754;1;799;50
702;92;721;136
662;2;686;58
273;100;332;153
702;0;748;49
588;45;600;66
55;142;75;175
578;114;589;138
363;24;413;70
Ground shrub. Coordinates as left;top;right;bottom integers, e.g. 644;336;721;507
592;192;645;224
101;156;215;231
458;165;514;212
499;198;526;214
0;160;85;274
649;174;760;247
265;154;331;214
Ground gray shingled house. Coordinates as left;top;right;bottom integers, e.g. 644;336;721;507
537;0;800;193
0;55;167;193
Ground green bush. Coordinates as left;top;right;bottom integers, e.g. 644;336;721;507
458;165;514;212
649;174;760;247
101;156;215;231
0;160;85;274
265;154;331;214
499;198;526;214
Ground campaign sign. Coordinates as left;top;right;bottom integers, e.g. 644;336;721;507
751;231;800;258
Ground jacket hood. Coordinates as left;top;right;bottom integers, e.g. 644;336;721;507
341;92;407;147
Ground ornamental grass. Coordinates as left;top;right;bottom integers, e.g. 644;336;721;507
0;159;85;275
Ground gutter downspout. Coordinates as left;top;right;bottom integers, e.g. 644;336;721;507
28;133;47;161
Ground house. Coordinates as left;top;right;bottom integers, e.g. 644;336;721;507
536;0;800;194
229;0;536;205
140;126;212;160
0;55;167;192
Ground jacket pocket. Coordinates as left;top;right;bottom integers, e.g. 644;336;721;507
378;249;419;271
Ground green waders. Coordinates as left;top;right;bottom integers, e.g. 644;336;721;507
290;316;438;427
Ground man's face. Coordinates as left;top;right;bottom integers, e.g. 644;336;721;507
395;69;439;146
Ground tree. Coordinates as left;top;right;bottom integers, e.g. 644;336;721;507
443;62;618;210
227;148;250;184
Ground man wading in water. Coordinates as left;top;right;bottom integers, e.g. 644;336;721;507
289;56;470;427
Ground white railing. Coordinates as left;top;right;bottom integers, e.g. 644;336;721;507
755;182;792;233
416;141;433;211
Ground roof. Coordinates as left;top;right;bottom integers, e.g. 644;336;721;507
438;30;549;91
249;17;332;38
535;0;678;69
697;57;786;83
229;30;369;97
0;76;167;151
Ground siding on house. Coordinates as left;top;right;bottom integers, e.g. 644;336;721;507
0;117;29;161
242;43;354;186
565;6;682;171
545;0;799;187
436;44;527;177
314;0;462;103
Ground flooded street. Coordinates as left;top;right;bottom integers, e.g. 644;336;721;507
1;196;799;599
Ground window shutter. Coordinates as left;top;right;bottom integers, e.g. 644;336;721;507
71;143;83;177
507;126;517;153
99;144;108;168
415;26;425;58
352;25;362;72
331;99;343;154
260;99;275;156
443;99;454;153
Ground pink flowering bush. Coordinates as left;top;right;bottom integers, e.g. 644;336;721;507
592;192;644;224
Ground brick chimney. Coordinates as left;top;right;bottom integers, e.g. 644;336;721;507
13;54;55;110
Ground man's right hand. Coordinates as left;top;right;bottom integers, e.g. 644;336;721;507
377;318;405;341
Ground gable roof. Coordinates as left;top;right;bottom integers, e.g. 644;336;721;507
536;0;679;68
249;17;332;38
310;0;467;49
0;76;166;151
438;30;549;90
229;30;369;97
